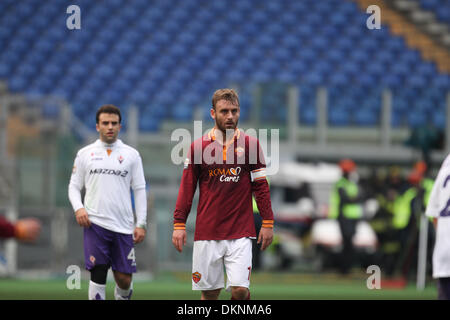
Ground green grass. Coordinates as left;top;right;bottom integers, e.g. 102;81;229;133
0;271;437;300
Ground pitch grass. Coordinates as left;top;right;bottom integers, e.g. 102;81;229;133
0;271;437;300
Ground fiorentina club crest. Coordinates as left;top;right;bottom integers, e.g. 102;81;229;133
118;155;124;164
192;272;201;283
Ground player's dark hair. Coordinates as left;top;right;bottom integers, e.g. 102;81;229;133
96;104;122;124
212;88;240;110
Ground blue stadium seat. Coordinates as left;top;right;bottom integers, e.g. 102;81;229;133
432;111;446;130
329;107;351;126
353;109;378;126
300;107;317;125
139;114;160;132
407;109;427;128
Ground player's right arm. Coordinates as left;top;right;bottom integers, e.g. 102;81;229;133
68;152;91;227
172;143;200;252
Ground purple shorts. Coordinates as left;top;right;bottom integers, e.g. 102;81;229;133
438;277;450;300
83;223;137;274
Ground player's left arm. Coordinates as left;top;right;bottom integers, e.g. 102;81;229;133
252;178;274;251
250;139;274;251
131;153;147;244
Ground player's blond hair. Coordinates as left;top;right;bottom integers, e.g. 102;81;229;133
211;88;240;110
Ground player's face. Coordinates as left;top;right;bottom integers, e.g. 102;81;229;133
211;99;240;132
96;113;121;144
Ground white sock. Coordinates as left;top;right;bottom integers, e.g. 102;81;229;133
114;282;133;300
89;280;106;300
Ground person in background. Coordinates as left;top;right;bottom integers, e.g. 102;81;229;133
425;154;450;300
329;159;363;274
68;105;147;300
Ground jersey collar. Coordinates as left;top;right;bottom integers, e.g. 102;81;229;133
96;139;123;149
207;128;241;145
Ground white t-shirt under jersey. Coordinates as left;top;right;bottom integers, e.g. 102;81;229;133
68;139;146;234
425;153;450;278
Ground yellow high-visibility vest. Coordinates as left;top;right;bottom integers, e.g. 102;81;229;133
329;178;362;219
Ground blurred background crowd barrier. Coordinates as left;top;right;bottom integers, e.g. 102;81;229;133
0;0;449;289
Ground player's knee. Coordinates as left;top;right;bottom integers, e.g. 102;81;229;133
201;289;221;300
114;271;132;290
231;286;249;300
90;264;109;285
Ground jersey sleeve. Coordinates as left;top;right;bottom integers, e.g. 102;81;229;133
131;153;146;191
68;152;85;212
130;152;147;228
0;215;15;239
425;159;448;218
173;142;200;230
249;138;274;227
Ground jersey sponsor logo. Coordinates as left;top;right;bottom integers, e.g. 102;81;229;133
208;166;241;182
89;168;129;177
90;151;104;161
192;272;201;283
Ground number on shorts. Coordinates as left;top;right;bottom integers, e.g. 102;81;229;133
127;248;136;262
248;266;252;280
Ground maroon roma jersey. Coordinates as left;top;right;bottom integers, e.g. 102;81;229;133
0;215;15;239
173;129;274;241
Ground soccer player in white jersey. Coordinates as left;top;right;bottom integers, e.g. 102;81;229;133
425;155;450;300
68;105;147;300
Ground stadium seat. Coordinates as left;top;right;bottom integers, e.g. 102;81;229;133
353;109;378;126
329;107;351;126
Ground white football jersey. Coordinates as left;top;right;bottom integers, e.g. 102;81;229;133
425;153;450;278
69;139;146;234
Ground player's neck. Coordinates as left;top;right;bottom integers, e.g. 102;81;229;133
99;138;119;147
212;127;237;145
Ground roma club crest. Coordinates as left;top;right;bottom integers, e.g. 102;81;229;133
192;272;201;283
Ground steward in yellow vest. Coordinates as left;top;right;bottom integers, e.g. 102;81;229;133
329;159;363;274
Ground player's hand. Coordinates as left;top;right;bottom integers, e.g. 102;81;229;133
133;227;146;244
14;218;41;242
257;227;273;251
75;208;91;227
172;229;187;253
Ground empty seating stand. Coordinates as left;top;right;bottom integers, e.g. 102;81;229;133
0;0;448;131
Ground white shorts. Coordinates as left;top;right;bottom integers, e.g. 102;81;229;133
192;237;253;291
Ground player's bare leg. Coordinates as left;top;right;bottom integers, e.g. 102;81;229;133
113;270;133;300
201;289;221;300
231;286;250;300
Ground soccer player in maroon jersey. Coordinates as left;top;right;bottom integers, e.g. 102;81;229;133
172;88;274;300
